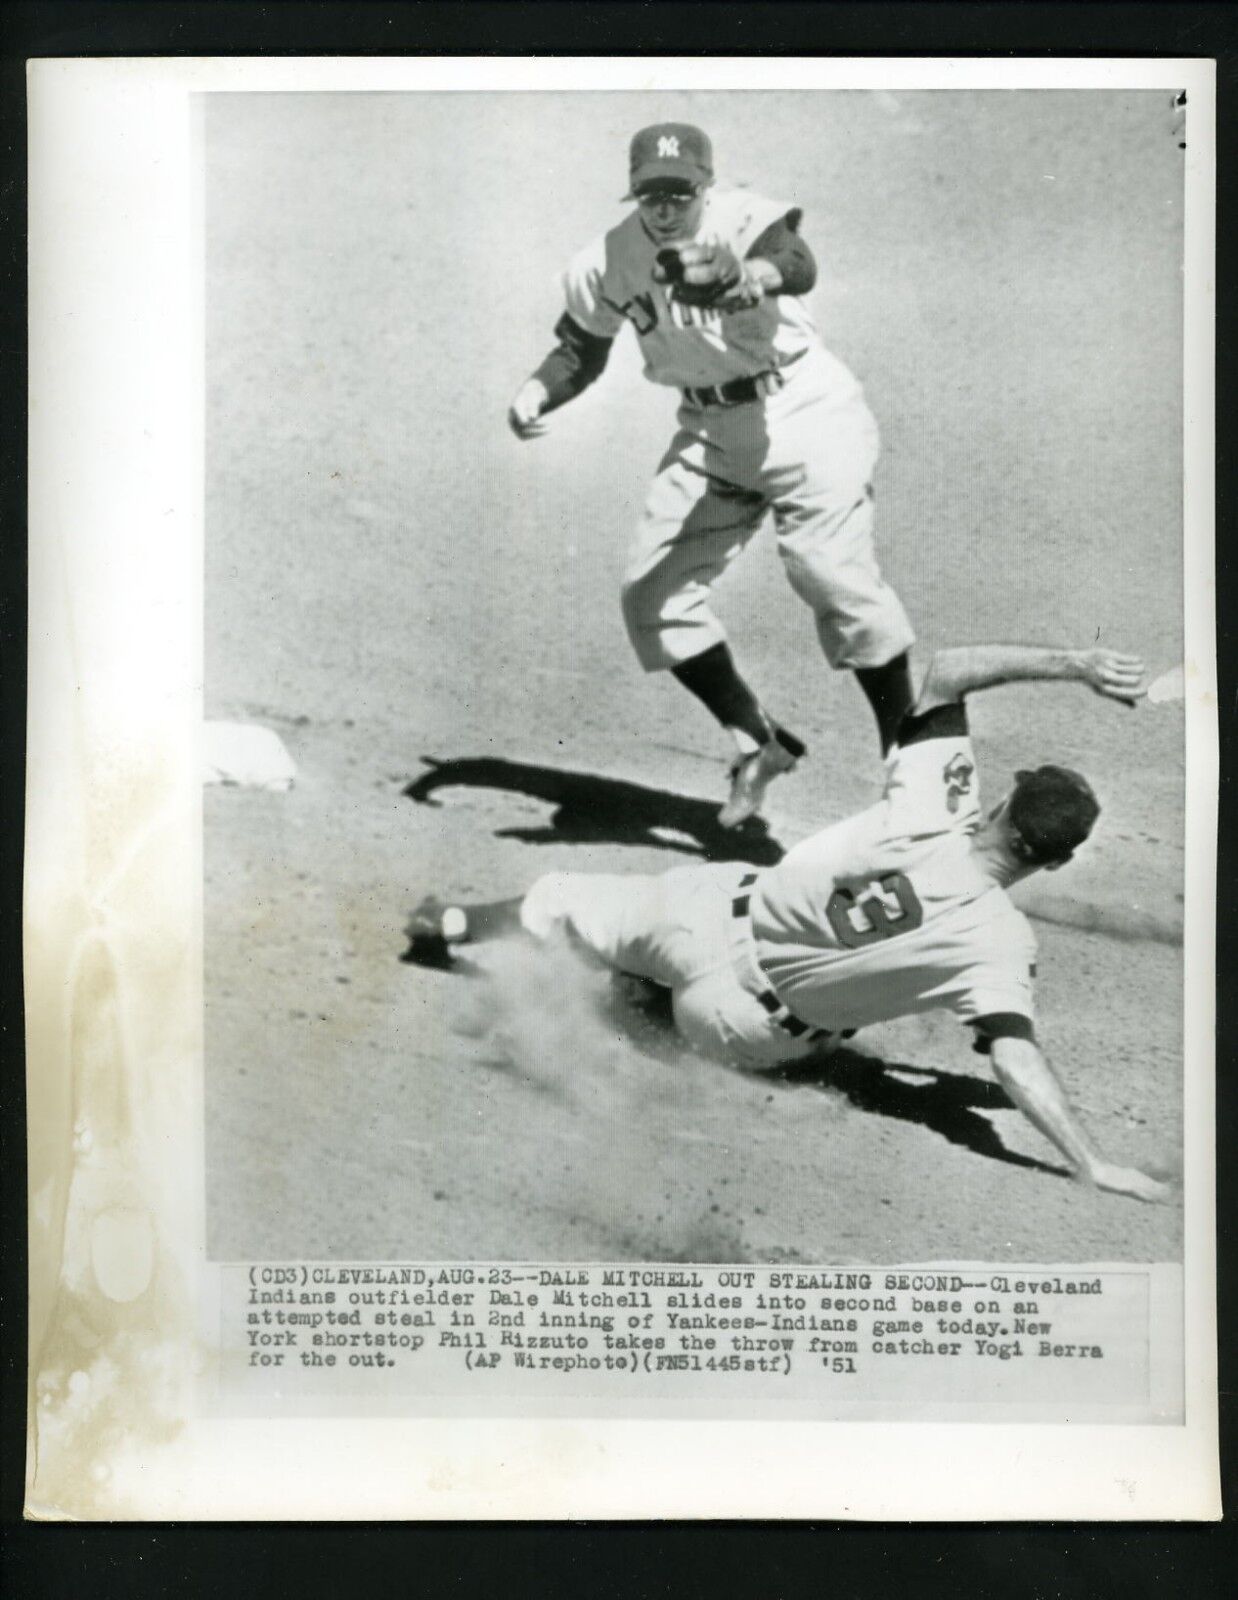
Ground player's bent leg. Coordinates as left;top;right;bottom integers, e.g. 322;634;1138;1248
519;871;595;944
620;571;727;673
405;873;631;969
404;872;672;977
621;455;765;673
519;868;707;988
776;489;914;666
769;391;912;673
402;893;526;968
775;488;916;748
671;972;828;1072
668;640;808;825
670;640;774;749
853;652;914;755
624;455;802;823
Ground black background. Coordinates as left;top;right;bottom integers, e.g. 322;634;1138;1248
1;3;1233;1594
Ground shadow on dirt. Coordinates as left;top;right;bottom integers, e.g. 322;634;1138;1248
609;978;1066;1177
405;755;786;866
770;1049;1067;1177
401;945;1068;1181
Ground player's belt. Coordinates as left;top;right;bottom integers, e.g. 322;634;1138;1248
681;349;807;410
730;873;844;1044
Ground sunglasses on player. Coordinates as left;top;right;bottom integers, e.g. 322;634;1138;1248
633;186;702;210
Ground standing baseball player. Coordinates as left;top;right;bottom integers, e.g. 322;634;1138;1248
508;122;916;827
406;639;1170;1204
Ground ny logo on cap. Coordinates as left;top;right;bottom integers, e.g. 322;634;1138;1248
657;135;680;158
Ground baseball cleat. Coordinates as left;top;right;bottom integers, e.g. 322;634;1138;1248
401;895;469;969
717;727;806;829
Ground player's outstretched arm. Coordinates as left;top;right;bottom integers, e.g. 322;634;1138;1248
989;1036;1172;1203
915;644;1147;712
507;313;614;441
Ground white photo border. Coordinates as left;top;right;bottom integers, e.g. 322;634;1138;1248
25;55;1218;1521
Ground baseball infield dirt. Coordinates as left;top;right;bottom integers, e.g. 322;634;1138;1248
204;90;1185;1265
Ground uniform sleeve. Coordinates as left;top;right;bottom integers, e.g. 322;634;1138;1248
561;238;627;340
746;214;816;294
532;312;613;408
881;703;982;840
955;960;1037;1038
711;189;797;257
952;911;1038;1050
969;1012;1035;1055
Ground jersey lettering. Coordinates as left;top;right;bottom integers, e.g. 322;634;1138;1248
825;872;924;949
666;296;722;333
601;286;728;340
602;290;659;336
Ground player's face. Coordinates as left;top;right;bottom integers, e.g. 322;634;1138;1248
634;183;707;243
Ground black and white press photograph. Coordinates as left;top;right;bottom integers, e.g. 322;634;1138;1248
202;86;1191;1270
23;45;1221;1521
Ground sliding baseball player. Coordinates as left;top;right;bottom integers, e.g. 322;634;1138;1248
406;639;1170;1204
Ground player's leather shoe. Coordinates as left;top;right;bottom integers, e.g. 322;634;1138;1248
401;895;469;969
717;727;806;829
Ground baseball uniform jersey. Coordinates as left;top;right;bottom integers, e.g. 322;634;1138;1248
562;187;856;396
751;704;1038;1033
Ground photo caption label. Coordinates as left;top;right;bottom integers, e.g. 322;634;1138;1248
217;1262;1162;1415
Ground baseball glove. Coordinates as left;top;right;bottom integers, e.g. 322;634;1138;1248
655;241;758;310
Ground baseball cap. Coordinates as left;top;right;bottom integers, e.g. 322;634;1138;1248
1008;765;1100;865
626;123;713;197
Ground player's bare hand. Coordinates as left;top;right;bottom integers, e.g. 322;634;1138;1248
1078;648;1147;704
508;379;550;441
1086;1161;1174;1204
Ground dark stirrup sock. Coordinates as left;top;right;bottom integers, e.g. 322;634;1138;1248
671;641;775;748
854;651;914;754
456;898;526;943
770;725;807;760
